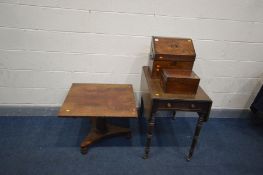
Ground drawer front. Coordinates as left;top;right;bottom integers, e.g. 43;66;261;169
150;60;194;78
157;101;207;111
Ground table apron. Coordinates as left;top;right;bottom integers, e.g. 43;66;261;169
155;100;211;113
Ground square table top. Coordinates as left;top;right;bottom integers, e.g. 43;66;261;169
58;83;137;118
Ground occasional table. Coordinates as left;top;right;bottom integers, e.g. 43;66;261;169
140;66;212;160
58;83;137;154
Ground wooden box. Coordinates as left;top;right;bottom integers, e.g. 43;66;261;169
160;69;200;94
149;60;194;79
150;36;196;61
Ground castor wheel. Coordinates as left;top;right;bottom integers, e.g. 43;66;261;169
186;154;192;161
80;147;88;155
126;132;132;139
142;154;148;159
186;156;191;161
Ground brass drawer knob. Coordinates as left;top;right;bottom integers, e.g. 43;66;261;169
191;104;196;108
167;103;172;108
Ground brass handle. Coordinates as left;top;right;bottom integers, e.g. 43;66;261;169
167;103;172;108
191;104;196;108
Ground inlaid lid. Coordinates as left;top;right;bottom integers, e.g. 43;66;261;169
151;36;196;61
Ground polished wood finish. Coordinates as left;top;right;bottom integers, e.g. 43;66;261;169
150;36;196;61
140;67;212;160
80;118;131;154
59;83;137;118
160;69;200;94
149;60;194;79
142;67;211;103
59;83;137;154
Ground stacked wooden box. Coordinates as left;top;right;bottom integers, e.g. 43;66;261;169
149;36;200;95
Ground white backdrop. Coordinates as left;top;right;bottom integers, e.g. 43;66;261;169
0;0;263;109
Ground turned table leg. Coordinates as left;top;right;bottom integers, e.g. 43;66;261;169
143;112;155;159
172;111;176;120
186;113;205;161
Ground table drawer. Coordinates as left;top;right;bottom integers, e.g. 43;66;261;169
157;101;206;111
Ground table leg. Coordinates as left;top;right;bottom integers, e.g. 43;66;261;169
186;113;205;161
172;111;176;120
143;112;155;159
139;97;145;119
80;117;131;155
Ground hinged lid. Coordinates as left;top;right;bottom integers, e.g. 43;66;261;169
151;36;196;61
162;69;199;80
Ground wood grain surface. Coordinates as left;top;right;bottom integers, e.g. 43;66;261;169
151;36;196;61
143;66;211;101
59;83;137;118
160;69;200;94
